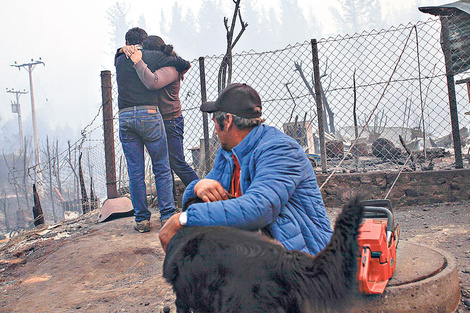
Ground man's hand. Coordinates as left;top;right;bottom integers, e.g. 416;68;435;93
121;45;141;61
130;49;142;64
194;179;230;203
159;213;183;252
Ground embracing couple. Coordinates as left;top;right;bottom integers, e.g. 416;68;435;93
114;27;198;233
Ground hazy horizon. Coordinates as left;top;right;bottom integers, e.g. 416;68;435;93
0;0;449;153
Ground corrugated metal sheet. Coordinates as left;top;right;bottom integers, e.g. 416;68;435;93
419;1;470;74
420;0;470;16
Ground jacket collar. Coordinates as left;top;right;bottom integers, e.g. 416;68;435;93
230;125;264;163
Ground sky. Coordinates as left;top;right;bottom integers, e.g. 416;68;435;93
0;0;450;149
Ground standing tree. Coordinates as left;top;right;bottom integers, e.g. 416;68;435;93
164;3;199;58
198;0;227;57
279;0;319;43
218;0;248;93
107;2;131;49
294;61;336;134
330;0;383;35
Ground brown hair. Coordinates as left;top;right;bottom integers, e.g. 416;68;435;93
143;35;176;56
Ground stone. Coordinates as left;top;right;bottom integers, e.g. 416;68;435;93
405;189;421;197
464;298;470;307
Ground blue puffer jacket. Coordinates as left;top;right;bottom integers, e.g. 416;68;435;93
183;124;333;255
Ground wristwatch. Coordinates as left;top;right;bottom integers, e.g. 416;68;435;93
179;212;187;226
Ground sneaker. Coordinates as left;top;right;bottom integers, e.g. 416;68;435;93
160;218;169;228
134;220;150;233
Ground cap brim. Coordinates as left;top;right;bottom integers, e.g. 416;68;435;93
200;101;218;113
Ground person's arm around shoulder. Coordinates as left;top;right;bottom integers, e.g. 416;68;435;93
142;49;191;73
129;49;179;90
134;62;179;90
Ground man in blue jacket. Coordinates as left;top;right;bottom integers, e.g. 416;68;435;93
159;83;332;255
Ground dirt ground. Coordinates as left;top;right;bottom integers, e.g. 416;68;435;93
0;199;469;313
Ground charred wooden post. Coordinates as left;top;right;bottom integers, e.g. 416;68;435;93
311;39;328;173
353;69;359;168
441;17;463;169
101;70;118;199
32;184;44;227
199;57;211;176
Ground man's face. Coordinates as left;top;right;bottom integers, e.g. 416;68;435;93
212;115;231;151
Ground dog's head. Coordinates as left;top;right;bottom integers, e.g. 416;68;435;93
182;196;204;212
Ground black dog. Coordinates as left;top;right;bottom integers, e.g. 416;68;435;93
163;196;364;313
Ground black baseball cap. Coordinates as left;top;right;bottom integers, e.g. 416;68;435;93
200;83;262;118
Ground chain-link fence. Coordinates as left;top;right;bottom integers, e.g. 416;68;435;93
110;16;470;197
0;112;107;234
175;17;470;178
2;16;470;234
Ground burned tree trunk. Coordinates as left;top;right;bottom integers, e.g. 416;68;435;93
217;0;248;92
46;137;57;222
90;178;98;211
78;153;90;214
294;61;335;134
353;69;359;167
32;184;45;227
1;189;11;232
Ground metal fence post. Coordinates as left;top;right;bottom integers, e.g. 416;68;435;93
199;57;211;176
311;39;328;174
101;70;118;199
441;17;464;169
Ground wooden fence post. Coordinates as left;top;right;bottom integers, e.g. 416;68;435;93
101;70;118;198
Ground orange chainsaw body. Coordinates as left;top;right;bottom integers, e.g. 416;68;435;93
356;200;399;295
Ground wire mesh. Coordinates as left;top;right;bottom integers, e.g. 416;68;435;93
2;17;470;233
178;17;470;175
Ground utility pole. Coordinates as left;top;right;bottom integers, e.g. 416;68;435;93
6;88;28;148
11;58;45;185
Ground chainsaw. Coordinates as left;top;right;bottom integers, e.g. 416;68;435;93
357;199;400;295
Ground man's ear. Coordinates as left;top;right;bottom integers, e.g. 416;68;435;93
224;113;234;130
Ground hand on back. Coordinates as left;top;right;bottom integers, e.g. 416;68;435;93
121;45;142;64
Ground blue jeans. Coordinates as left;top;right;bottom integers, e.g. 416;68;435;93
164;115;199;190
119;107;175;222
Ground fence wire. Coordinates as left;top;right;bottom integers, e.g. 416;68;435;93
2;17;470;234
177;17;470;176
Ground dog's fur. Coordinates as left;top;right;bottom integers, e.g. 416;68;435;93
163;196;364;313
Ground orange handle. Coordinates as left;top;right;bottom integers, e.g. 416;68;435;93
358;246;371;293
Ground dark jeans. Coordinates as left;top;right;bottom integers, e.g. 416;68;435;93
164;115;199;194
119;107;176;222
